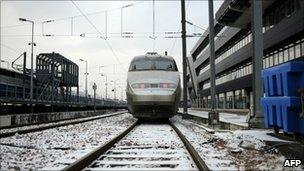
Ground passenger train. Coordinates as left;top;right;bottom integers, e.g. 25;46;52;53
126;52;181;119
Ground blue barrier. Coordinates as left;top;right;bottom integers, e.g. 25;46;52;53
262;61;304;97
261;97;302;133
299;117;304;134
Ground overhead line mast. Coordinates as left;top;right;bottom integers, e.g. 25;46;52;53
181;0;188;115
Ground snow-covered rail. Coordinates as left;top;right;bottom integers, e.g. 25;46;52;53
0;110;127;138
63;121;209;171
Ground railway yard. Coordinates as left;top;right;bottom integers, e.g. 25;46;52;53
1;0;304;170
0;110;299;170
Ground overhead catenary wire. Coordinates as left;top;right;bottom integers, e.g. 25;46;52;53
2;1;202;41
71;1;106;39
0;43;23;54
169;0;191;64
70;0;126;72
1;1;146;29
1;34;204;39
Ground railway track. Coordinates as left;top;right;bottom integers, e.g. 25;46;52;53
0;110;127;138
63;120;209;171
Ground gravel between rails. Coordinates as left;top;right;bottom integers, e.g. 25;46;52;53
83;123;198;170
0;113;137;170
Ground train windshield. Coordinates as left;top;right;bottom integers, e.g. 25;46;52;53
129;58;177;71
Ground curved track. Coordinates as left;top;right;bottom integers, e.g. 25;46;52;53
63;120;210;171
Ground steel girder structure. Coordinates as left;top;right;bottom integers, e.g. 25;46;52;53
35;52;79;103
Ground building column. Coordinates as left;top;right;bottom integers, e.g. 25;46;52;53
208;0;218;124
216;94;220;108
204;96;207;108
223;92;227;109
197;96;200;108
244;88;250;109
249;0;264;128
232;91;236;109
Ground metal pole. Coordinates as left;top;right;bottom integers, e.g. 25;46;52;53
105;75;108;99
121;8;123;37
93;83;96;112
105;11;107;39
249;0;264;128
100;74;104;99
207;0;219;125
42;22;44;36
208;0;216;111
23;52;26;100
71;17;73;36
181;0;188;114
152;0;155;38
114;80;116;100
0;1;1;69
85;60;88;100
30;21;34;103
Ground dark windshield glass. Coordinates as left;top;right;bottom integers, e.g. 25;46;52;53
155;60;175;70
131;60;153;70
129;58;177;71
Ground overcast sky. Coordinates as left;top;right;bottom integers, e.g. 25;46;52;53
0;0;223;99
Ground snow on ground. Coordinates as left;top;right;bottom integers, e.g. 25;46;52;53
179;108;248;127
171;115;289;170
86;124;197;170
0;110;126;135
0;113;136;170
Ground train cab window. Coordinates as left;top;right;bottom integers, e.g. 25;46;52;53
129;58;177;71
155;59;177;71
131;60;153;70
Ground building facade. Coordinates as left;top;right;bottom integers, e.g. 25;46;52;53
187;0;304;112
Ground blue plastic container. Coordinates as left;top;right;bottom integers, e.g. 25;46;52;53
299;117;304;134
261;97;302;133
262;61;304;97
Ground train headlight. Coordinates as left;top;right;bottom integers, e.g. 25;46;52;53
159;83;177;89
131;83;177;89
131;83;150;89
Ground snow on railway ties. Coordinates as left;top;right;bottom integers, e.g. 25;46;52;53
85;124;197;170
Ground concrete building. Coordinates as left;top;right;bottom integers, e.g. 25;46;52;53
187;0;304;113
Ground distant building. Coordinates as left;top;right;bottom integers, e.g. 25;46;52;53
187;0;304;111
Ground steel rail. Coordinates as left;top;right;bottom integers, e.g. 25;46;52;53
62;120;139;171
60;120;209;171
0;110;124;130
0;111;127;138
169;120;210;171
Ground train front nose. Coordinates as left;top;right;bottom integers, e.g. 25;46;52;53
128;82;178;106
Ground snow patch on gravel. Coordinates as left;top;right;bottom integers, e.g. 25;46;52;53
0;113;136;170
171;116;288;170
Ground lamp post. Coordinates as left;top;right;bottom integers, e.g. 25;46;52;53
19;18;35;103
121;4;133;37
100;73;108;99
42;19;54;36
79;59;88;100
92;83;97;112
110;80;116;100
0;60;9;69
